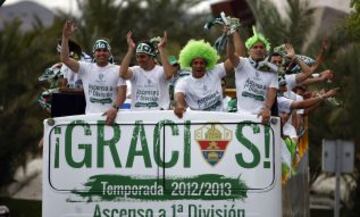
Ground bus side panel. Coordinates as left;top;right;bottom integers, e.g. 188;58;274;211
42;111;282;217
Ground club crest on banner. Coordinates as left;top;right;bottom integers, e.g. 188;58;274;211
195;123;232;166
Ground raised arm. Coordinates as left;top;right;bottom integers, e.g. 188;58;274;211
291;88;337;109
119;31;135;80
158;31;176;80
225;31;242;70
233;30;245;57
310;38;328;72
300;69;334;86
60;20;80;73
284;43;312;84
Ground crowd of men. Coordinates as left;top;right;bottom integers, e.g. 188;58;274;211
41;18;338;182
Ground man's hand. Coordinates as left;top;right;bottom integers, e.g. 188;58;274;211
102;107;118;125
126;31;136;50
323;88;338;98
63;20;77;39
174;106;186;119
279;112;289;126
320;69;334;81
223;25;230;34
258;107;271;124
285;43;296;60
158;31;167;50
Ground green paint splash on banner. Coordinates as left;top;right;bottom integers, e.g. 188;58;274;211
72;174;247;201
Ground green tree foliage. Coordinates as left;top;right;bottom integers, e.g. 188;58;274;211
247;0;315;50
299;15;358;192
248;0;359;214
328;1;360;215
0;12;83;186
0;20;54;185
0;0;220;187
73;0;212;61
325;44;360;217
346;0;360;40
297;1;360;214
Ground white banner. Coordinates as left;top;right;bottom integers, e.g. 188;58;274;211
43;111;282;217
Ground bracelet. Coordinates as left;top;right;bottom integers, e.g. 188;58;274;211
112;103;119;110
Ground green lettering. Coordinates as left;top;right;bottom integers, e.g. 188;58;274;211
65;120;92;168
126;121;152;168
54;137;60;168
97;120;121;168
103;208;110;217
93;204;101;217
153;120;179;168
263;125;271;168
184;120;191;168
111;209;119;216
54;127;61;168
159;209;166;217
235;123;260;168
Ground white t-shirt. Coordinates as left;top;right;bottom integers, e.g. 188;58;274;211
121;80;132;109
277;96;293;114
61;56;92;88
234;57;278;114
285;74;297;90
295;94;304;115
283;90;304;115
284;89;298;101
175;63;226;111
130;65;170;110
79;62;125;114
277;96;298;139
61;64;82;88
283;122;298;139
223;96;232;112
283;74;300;121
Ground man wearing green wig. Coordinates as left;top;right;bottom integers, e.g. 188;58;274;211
227;27;278;123
173;39;234;118
60;20;126;125
120;31;176;110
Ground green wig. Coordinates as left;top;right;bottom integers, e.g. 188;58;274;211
179;40;219;70
245;26;271;51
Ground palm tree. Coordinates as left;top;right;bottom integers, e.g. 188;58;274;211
0;15;52;201
73;0;211;61
246;0;315;50
322;1;360;214
0;19;56;185
0;0;216;187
